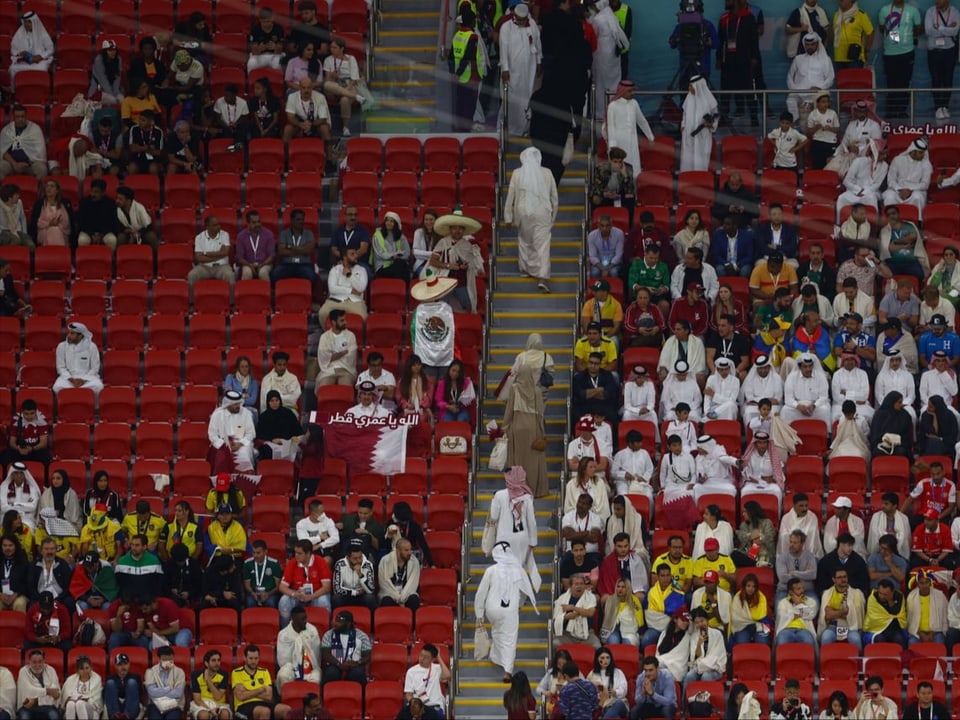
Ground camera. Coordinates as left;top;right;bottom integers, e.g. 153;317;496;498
679;0;703;12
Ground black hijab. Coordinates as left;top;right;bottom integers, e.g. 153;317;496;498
869;391;914;456
256;390;303;441
920;395;959;457
50;469;70;516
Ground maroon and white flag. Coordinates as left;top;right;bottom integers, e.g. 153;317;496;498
311;411;410;474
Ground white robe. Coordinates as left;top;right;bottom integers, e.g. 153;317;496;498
659;334;709;375
777;508;824;558
563;476;611;523
9;16;54;81
867;510;912;558
882;152;933;215
694;440;738;501
840;118;882;155
260;370;302;412
611;447;654;500
680;78;717;172
781;371;831;426
687;626;727;677
499;18;542;136
0;120;47;167
621;379;658;430
661;375;704;422
836;155;888;216
831;366;874;423
603;97;654;180
875;367;917;424
659;451;696;503
785;45;835;120
703;373;740;420
589;3;629;121
692;521;734;558
655;629;690;682
739;369;784;425
276;622;322;687
53;340;104;396
503;148;557;281
0;471;41;530
741;450;783;506
822;513;867;556
920;368;958;408
475;552;538;674
489;489;540;590
207;406;256;471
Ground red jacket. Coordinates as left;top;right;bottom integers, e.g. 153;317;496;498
282;556;332;592
912;523;952;557
668;298;710;337
25;602;72;644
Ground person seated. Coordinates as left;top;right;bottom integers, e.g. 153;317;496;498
199;553;242;611
774;577;818;649
627;251;671;327
629;656;677;720
660;362;703;423
16;648;60;720
585;646;630;719
560;498;603;567
434;359;476;423
278;539;332;627
248;77;283;140
597;532;648;603
818;563;866;651
283;77;332;157
767;111;809;173
769;678;813;720
702;358;740;420
831;352;873;424
792;283;836;331
919;288;959;337
711;172;759;230
823;497;868;556
750;251;800;308
853;676;899;719
670;247;719;304
692;435;737;504
378;538;421;609
331;538;377;610
563;458;611;525
0;105;47;180
590;147;635;222
611;429;654;499
668;283;709;338
905;569;948;646
552;574;600;648
1;399;50;468
797;243;836;302
115;532;164;599
691;538;736;592
212;84;250;142
403;644;450;718
671;208;709;262
355;352;397;411
710;215;755;279
877;279;920;337
776;529;818;605
271;209;318;284
581;280;624;347
778;492;825;559
881;138;933;217
729;572;771;644
144;645;186;718
653;607;692;687
911;509;954;569
164;542;202;608
285;41;322;94
755;288;796;335
276;605;322;688
320;610;372;684
119;498;165;553
837;143;888;226
903;681;949;720
248;6;285;70
879;205;929;286
599;577;645;646
188;648;231;719
115;185;159;250
587;215;625;279
243;539;282;609
690;568;732;634
296;499;339;563
574;324;618;375
76;179;119;249
663;402;697;454
165;48;205;109
385;502;434;567
682;607;726;690
163;120;201;177
204;505;249;560
24;591;72;652
863;578;908;647
572;352;619;422
628;211;677;271
321;37;367;136
0;186;32;249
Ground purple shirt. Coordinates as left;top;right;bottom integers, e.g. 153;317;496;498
235;228;277;264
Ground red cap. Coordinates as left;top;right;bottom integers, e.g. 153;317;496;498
704;538;720;551
703;570;719;583
925;508;941;521
215;473;231;492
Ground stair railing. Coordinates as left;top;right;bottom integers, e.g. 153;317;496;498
461;516;471;582
499;82;509;195
587;81;596;158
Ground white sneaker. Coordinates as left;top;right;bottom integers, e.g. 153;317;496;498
342;127;351;137
357;94;367;105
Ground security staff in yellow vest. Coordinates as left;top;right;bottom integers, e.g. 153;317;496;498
448;7;486;132
610;0;632;77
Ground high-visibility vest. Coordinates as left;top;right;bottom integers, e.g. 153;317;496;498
613;4;629;55
451;29;484;82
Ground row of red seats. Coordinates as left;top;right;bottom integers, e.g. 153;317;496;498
345;135;499;176
342;170;497;211
5;0;369;36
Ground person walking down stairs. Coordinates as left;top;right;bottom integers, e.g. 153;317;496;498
504;147;558;294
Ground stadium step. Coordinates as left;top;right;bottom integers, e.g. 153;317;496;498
456;136;587;719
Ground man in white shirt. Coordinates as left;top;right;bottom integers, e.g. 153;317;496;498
207;390;256;472
777;492;825;558
213;83;250;141
739;354;783;425
356;352;397;412
610;429;654;500
785;33;835;124
346;381;391;419
53;322;104;396
296;499;340;562
315;308;358;387
621;365;658;427
702;357;740;420
403;644;450;717
822;496;867;556
282;77;331;150
16;649;60;719
317;246;368;327
259;351;302;413
867;492;911;559
781;354;831;426
831;352;873;423
882;138;934;217
919;351;959;409
560;494;604;559
187;215;235;286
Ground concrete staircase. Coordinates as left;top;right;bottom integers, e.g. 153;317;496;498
455;138;586;719
365;0;441;132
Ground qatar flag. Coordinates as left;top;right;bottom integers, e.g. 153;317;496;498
311;411;409;474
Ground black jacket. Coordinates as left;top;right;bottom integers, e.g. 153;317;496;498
164;559;203;605
77;195;119;236
29;558;73;604
815;550;869;596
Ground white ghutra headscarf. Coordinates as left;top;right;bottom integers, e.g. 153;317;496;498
513;147;551;217
682;77;718;137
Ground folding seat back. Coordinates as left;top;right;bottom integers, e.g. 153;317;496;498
383;137;422;174
365;680;404;720
345;137;383;174
288;138;326;173
425;494;464;531
56;388;96;424
198;608;239;645
373;606;413;644
75;245;114;281
418;568;457;607
101;311;144;349
188;314;228;350
461;136;499;174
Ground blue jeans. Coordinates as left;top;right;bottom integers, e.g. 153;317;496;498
716;263;752;278
606;626;640;646
603;700;629;719
442;408;471;423
147;707;183;720
104;676;141;718
909;632;946;646
590;265;621;279
245;593;280;609
16;709;58;720
731;626;770;647
820;627;863;651
279;593;331;627
108;630;139;651
134;629;192;648
683;669;724;690
271;262;316;285
640;627;662;648
776;628;817;651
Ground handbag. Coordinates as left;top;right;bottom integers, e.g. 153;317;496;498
531;437;547;452
473;624;491;660
481;520;497;556
439;436;468;455
539;353;554;388
488;436;508;471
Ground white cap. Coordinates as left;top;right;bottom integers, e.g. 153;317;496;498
832;496;853;508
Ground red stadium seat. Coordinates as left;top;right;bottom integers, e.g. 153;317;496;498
381;171;419;208
636;171;673;206
173;458;215;496
157;245;194;279
252;495;290;532
374;606;413;644
57;35;94;72
92;422;132;461
383;137;422;174
33;247;72;280
288;138;326;173
322;681;361;719
184;349;222;386
461;136;499;175
70;280;108;316
731;643;772;682
147;315;186;351
164;174;202;211
258;459;296;497
836;67;875;107
784;455;825;494
775;642;816;682
433;421;471;458
459;170;496;207
74;245;114;281
791;419;829;456
101;350;141;387
342;172;379;207
702;419;741;455
418;568;457;607
274;279;313;314
198;608;239;645
56;388;96;424
114;245;154;281
139;386;179;424
426;531;461;570
283;171;323;209
369;644;408;681
144;349;182;386
425;494;464;531
423;137;460;173
345;137;383;174
798;203;835;240
52;69;89;104
420;171;458;208
53;423;91;461
415;606;454;645
176;421;210;459
132;459;171;495
819;643;859;681
152;280;190;315
827;456;867;494
19;351;57;387
365;680;404;720
369;278;407;314
676;171;715;205
24;316;63;351
760;169;799;208
364;313;404;348
721;135;760;173
193;280;232;315
871;455;911;494
13;71;50;104
189;314;228;350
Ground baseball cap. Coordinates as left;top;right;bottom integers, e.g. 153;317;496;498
704;538;720;551
703;570;719;583
82;552;100;566
115;653;130;665
932;314;947;327
687;283;704;292
592;279;610;293
832;496;853;508
358;380;376;393
925;508;941;520
215;473;231;492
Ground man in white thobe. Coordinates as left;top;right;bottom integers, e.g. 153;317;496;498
786;33;835;124
611;429;655;500
602;80;654;181
680;76;717;173
867;491;911;559
822;496;867;556
53;322;104;397
702;358;740;421
487;466;539;590
739;354;784;426
836;139;888;217
207;390;256;472
276;605;322;688
693;435;738;502
260;351;302;412
920;351;959;410
621;365;658;428
781;354;831;426
589;0;629;121
474;542;539;680
503;146;558;292
777;494;825;558
875;350;917;424
346;380;392;420
660;361;703;422
882;138;934;217
9;12;54;84
831;352;874;424
499;3;541;137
